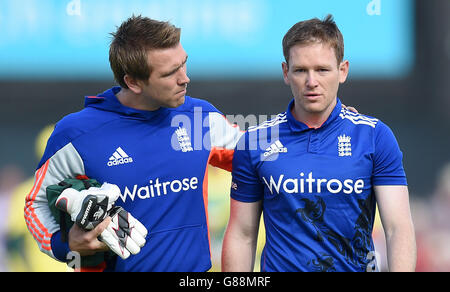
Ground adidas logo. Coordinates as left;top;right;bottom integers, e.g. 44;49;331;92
107;147;134;167
263;140;287;157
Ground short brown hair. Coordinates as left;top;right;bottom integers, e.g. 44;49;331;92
282;14;344;66
109;15;181;88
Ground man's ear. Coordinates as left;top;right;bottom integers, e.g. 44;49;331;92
123;75;143;94
282;62;290;85
339;60;349;84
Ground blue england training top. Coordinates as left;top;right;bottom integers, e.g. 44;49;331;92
25;87;243;271
230;98;407;272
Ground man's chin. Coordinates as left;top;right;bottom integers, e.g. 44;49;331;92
301;97;336;113
177;95;186;106
303;103;326;113
166;96;185;108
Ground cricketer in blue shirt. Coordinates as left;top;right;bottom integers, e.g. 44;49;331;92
25;16;243;272
222;15;416;272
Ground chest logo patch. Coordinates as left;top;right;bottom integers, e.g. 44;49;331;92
338;134;352;157
263;140;287;157
175;127;194;152
108;147;134;167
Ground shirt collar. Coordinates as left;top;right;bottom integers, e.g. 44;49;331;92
286;97;343;133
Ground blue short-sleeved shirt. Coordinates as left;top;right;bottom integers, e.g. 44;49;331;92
231;98;407;272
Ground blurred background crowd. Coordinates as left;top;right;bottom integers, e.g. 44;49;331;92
0;0;449;271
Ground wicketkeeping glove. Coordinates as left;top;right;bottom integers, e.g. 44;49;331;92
55;182;148;260
55;182;120;230
100;206;148;260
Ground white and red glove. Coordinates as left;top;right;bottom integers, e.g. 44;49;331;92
100;206;148;260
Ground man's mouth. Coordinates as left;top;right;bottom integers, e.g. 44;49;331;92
304;93;322;98
176;88;187;95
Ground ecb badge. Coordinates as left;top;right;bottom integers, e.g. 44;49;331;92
338;134;352;157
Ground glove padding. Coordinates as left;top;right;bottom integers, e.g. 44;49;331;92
100;206;148;260
55;182;120;230
55;182;148;260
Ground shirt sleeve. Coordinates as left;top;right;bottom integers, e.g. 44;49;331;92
230;134;264;202
24;122;86;262
207;112;244;172
372;121;407;186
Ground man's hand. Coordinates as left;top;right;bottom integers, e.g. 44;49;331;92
68;216;112;256
342;104;359;114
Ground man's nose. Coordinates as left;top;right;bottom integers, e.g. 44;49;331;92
306;72;319;88
178;66;190;85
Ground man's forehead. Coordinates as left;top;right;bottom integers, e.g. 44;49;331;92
147;44;187;69
289;42;338;66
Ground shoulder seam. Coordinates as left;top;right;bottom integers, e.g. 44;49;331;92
248;112;288;132
339;108;378;128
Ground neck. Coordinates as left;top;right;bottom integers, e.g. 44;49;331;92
116;88;160;111
291;99;337;129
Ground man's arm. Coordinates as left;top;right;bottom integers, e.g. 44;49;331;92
221;198;262;272
25;145;82;261
374;185;416;272
25;141;109;261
